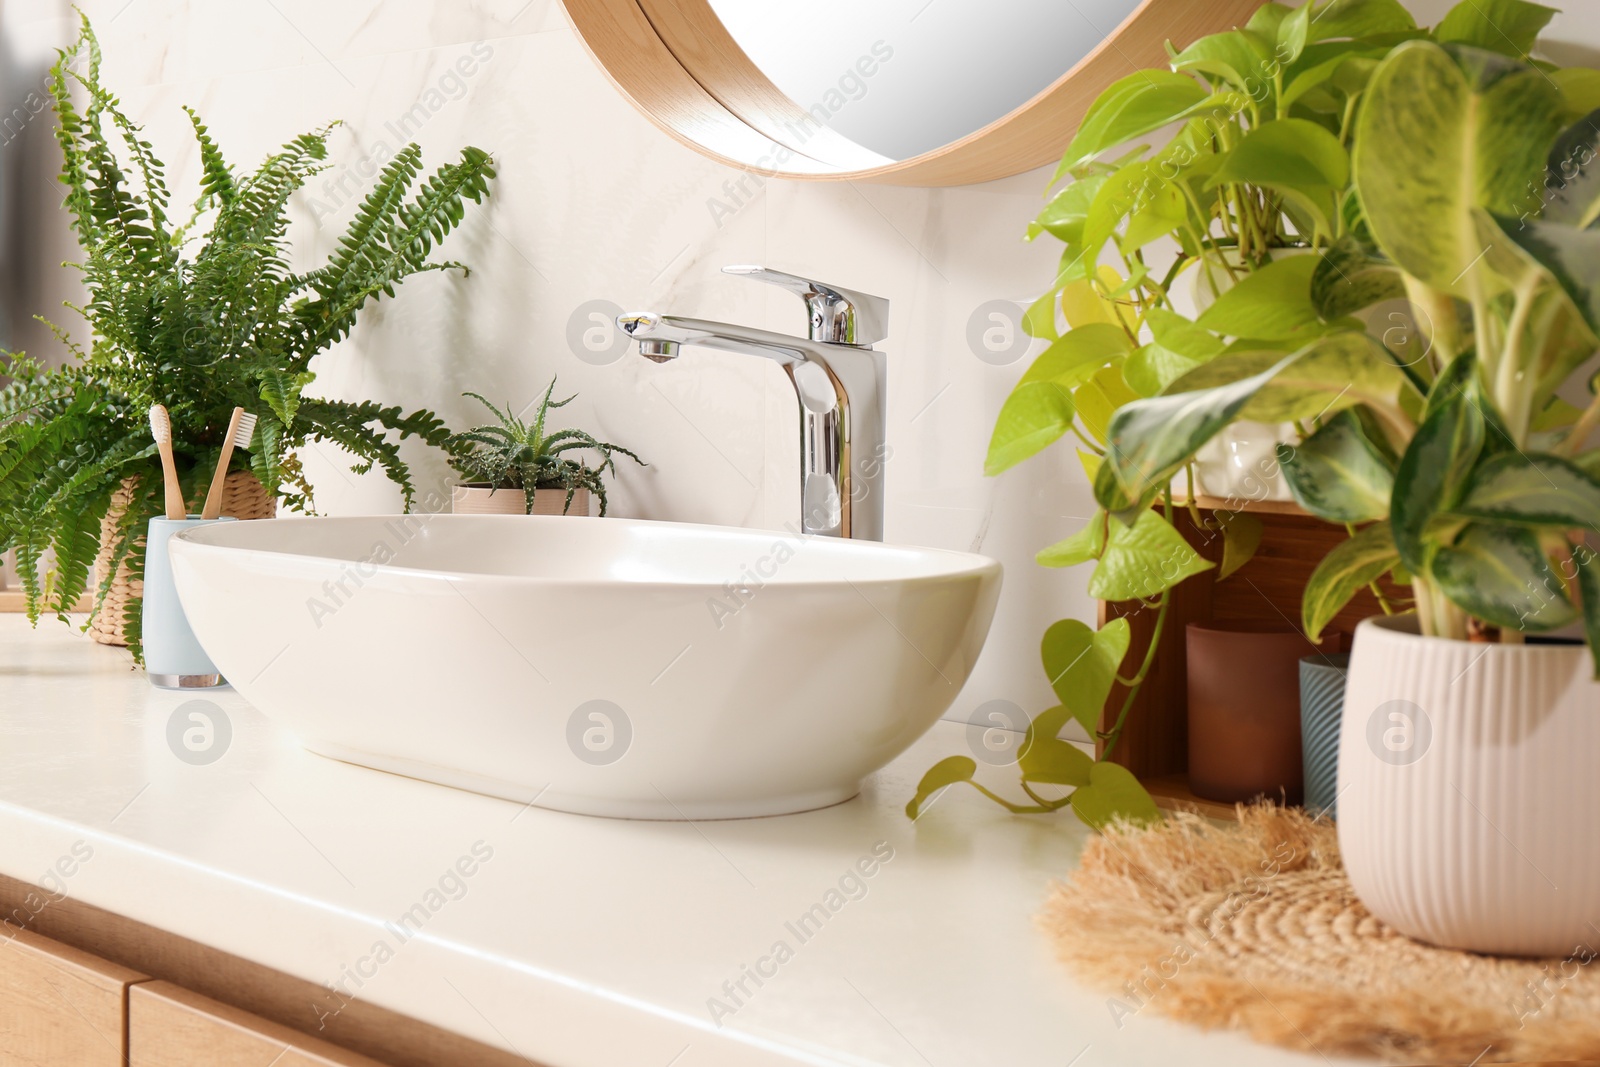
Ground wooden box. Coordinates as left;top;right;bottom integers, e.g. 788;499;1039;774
1096;497;1400;816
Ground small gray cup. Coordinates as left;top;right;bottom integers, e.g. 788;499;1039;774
1300;653;1350;818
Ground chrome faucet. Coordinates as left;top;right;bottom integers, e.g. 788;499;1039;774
618;266;889;540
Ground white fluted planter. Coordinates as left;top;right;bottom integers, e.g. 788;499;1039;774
1339;614;1600;956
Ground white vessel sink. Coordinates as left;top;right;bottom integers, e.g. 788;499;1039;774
170;516;1001;819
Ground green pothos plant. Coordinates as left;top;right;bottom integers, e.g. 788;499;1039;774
0;16;494;660
906;0;1571;828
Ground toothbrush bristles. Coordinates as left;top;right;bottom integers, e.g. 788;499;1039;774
233;411;258;449
148;404;171;446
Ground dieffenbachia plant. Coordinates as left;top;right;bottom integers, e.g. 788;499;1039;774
1099;3;1600;673
907;0;1432;829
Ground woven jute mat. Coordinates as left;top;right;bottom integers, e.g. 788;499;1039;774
1040;806;1600;1062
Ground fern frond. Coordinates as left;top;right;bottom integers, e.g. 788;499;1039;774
211;125;333;256
99;86;172;241
297;400;452;509
49;14;99;245
184;105;235;205
290;145;493;356
258;368;315;427
248;414;286;502
305;143;423;299
115;513;152;663
16;17;496;640
46;481;113;622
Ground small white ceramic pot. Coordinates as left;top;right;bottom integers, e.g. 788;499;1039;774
1338;613;1600;956
1188;250;1298;503
1192;420;1297;502
451;485;591;516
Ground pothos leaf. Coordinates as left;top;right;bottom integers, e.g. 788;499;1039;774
1217;511;1265;580
1308;0;1417;41
1040;617;1131;730
1434;0;1556;58
984;325;1131;476
1170;30;1274;92
983;382;1075;477
1195;255;1322;341
1019;738;1094;787
1089;510;1214;601
1069;762;1163;831
904;756;977;820
1124;343;1207;397
1036;518;1106;568
1210;120;1349;239
1054;71;1210;177
1146;307;1225;361
1500;215;1600;339
1277;0;1314;64
1074;365;1140;444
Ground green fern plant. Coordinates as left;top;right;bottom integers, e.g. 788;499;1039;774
446;380;644;516
0;15;495;660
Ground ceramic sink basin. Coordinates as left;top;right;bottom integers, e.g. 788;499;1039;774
169;515;1002;819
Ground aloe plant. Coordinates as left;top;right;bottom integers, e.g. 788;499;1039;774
1100;2;1600;671
908;0;1441;828
446;381;644;516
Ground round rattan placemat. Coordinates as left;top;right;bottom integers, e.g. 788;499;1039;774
1041;806;1600;1062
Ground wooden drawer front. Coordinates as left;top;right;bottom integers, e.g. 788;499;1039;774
0;922;146;1067
130;982;390;1067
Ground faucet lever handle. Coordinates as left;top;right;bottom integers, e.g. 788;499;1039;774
723;265;889;347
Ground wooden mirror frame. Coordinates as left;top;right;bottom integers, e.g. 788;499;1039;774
562;0;1263;186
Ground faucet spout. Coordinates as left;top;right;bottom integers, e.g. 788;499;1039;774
619;313;819;367
618;292;888;541
636;338;680;362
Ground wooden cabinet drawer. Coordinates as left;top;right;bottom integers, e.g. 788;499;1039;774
0;921;147;1067
130;981;390;1066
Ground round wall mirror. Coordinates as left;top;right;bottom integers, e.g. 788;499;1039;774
563;0;1261;185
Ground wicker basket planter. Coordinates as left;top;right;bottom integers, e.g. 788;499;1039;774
88;472;276;647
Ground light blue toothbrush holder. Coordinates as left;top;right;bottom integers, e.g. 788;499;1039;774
142;515;235;689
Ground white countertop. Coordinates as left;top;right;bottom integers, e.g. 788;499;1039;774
0;616;1363;1067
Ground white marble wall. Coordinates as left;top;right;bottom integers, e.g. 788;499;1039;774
1;0;1594;729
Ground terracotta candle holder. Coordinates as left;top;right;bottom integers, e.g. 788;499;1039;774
1186;622;1332;805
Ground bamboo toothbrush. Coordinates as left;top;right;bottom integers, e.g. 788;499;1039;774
149;405;185;521
200;407;257;521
